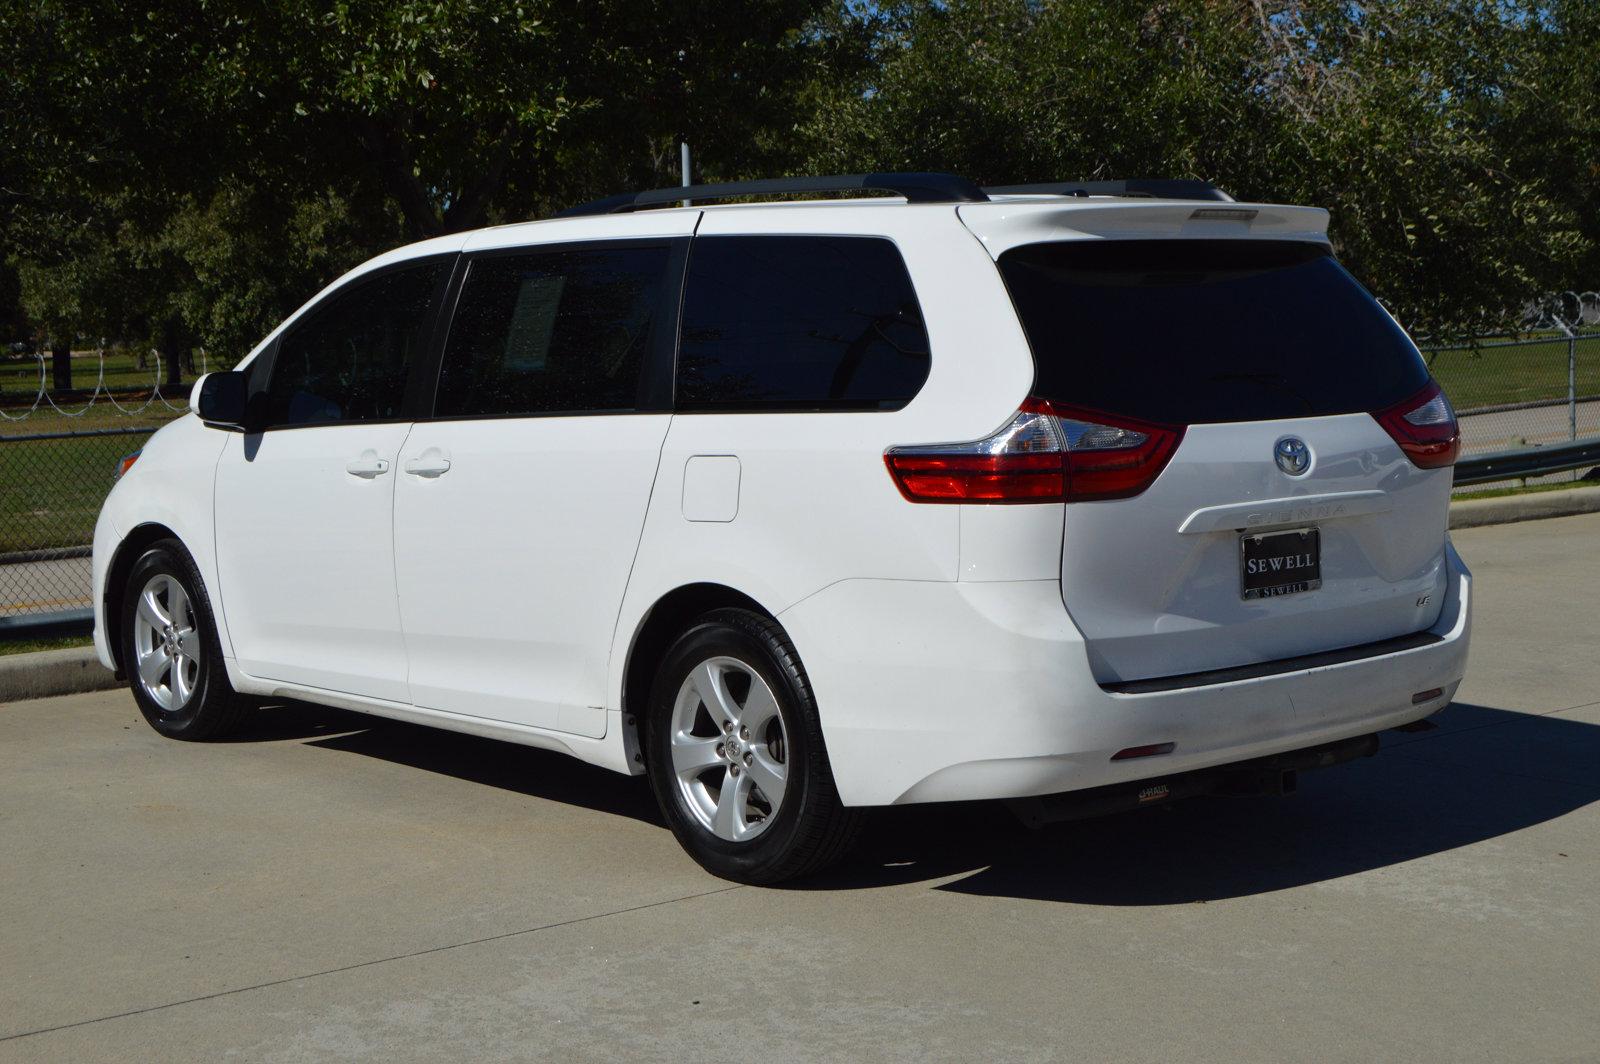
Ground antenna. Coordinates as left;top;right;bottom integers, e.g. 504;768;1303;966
679;142;691;208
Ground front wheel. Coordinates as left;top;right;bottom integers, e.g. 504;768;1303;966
120;539;251;740
645;609;863;884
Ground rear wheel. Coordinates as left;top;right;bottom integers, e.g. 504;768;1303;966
645;609;862;884
121;540;251;740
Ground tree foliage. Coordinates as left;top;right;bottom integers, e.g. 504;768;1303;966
800;0;1589;337
1;0;1595;361
2;0;837;364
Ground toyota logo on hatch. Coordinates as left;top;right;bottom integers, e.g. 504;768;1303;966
1275;437;1312;476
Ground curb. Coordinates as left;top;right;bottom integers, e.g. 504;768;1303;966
0;646;119;704
1450;487;1600;529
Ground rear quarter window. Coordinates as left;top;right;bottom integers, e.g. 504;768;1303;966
676;235;930;412
997;239;1429;425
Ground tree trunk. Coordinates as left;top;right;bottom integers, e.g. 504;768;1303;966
157;316;189;391
165;342;183;389
50;339;72;393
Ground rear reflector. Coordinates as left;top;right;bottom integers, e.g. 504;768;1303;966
1411;688;1444;704
885;398;1183;503
1111;742;1176;761
1375;380;1459;469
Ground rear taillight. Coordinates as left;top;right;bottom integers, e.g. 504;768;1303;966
885;398;1184;503
1375;381;1458;469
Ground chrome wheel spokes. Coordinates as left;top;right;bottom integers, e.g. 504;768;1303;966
670;656;790;843
132;573;201;713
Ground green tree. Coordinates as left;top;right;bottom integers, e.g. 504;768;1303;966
1;0;847;373
1481;0;1600;290
801;0;1588;338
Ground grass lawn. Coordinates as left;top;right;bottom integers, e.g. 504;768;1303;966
1426;333;1600;411
0;635;93;656
0;403;184;436
1453;476;1599;501
0;429;163;552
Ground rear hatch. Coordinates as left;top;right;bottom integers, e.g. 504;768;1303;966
962;204;1456;684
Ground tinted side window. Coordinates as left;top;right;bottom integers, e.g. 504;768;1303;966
998;240;1430;425
436;246;669;418
265;260;446;427
676;236;930;412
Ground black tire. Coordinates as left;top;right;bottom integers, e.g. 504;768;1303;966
645;608;864;884
120;539;252;740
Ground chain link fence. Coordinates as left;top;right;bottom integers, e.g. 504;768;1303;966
0;427;163;626
1424;329;1600;490
1424;331;1600;456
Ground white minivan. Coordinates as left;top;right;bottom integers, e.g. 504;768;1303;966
92;174;1471;883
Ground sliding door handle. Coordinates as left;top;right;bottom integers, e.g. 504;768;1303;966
403;449;452;478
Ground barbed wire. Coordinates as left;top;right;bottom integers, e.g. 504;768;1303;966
1524;290;1600;333
0;347;203;422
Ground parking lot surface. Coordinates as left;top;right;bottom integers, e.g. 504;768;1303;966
2;514;1597;1063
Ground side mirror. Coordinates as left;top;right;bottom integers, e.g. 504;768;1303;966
193;371;250;428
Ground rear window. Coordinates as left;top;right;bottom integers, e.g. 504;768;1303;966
676;236;930;412
997;240;1429;425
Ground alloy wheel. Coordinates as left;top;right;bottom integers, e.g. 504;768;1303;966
131;573;202;713
668;656;790;842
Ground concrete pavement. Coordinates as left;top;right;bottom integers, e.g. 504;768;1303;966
1458;397;1600;452
0;554;92;614
2;514;1598;1063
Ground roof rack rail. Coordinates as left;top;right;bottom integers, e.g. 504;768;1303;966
983;179;1234;203
557;172;989;218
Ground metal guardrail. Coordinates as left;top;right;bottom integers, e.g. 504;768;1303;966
1453;437;1600;486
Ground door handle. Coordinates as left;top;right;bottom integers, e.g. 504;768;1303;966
403;449;452;478
345;451;391;478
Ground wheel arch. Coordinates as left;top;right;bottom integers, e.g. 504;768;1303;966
103;522;189;677
620;582;776;766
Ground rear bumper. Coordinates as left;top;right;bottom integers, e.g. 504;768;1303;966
780;540;1471;807
1008;732;1379;827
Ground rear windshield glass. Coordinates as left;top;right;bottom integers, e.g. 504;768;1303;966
997;240;1429;425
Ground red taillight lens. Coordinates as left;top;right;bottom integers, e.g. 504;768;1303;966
885;398;1183;503
1375;380;1458;469
1052;404;1185;502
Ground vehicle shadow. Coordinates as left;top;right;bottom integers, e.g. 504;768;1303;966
806;701;1600;903
236;699;1597;903
237;700;665;826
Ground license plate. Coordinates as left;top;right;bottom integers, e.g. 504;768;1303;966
1240;527;1321;600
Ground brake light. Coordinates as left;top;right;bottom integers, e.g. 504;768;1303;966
884;398;1184;503
1375;381;1458;469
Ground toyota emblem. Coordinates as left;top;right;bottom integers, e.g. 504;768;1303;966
1275;437;1311;476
